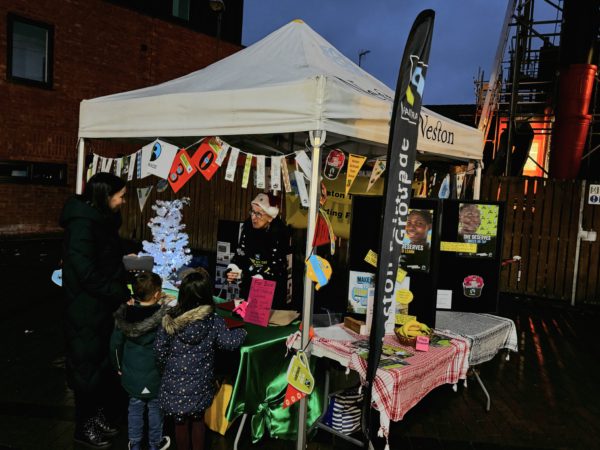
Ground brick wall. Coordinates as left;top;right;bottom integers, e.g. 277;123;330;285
0;0;242;235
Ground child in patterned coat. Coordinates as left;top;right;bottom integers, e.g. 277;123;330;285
154;268;246;450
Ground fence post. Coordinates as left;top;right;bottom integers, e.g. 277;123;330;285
571;180;586;306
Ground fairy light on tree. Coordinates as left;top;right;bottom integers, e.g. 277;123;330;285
141;198;192;281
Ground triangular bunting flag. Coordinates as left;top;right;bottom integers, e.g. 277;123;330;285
282;383;306;409
366;159;386;192
137;186;153;212
345;154;367;194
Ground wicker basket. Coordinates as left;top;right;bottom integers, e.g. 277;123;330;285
394;329;432;347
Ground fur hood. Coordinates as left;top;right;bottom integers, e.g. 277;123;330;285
114;303;170;338
162;305;214;336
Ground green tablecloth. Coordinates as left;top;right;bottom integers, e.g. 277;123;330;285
217;308;323;442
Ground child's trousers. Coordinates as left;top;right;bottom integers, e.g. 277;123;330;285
128;397;164;446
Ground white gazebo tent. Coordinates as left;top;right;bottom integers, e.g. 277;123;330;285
77;19;484;448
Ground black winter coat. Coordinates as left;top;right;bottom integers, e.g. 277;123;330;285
60;195;130;393
154;306;246;417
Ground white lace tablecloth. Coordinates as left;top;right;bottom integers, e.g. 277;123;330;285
435;311;518;366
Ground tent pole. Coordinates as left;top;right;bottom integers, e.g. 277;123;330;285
296;130;325;450
76;138;86;194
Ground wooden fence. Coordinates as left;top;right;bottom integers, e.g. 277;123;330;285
480;176;600;305
121;173;600;305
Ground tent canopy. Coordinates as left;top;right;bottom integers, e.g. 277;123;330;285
79;20;483;160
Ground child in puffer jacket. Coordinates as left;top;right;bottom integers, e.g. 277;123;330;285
110;271;171;450
154;268;247;450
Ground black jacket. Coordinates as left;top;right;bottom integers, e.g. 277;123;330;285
231;218;290;309
60;195;130;393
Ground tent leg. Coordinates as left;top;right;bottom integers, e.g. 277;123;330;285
297;130;325;450
76;138;86;194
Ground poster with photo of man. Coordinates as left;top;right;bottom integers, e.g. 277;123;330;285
457;203;499;258
401;208;433;272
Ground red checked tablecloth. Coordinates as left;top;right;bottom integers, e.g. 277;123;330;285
288;325;469;435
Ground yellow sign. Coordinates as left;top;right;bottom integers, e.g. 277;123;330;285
241;154;253;189
396;289;414;304
285;176;383;239
364;250;378;267
396;267;407;283
440;241;477;253
345;154;367;195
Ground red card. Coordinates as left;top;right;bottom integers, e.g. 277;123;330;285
168;149;196;193
190;137;221;181
244;278;276;327
224;317;245;329
282;384;306;409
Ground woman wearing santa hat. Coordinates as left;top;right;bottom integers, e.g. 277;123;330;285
226;193;291;310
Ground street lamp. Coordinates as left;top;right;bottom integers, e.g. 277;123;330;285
208;0;225;60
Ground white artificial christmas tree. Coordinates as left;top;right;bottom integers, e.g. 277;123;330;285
141;197;192;282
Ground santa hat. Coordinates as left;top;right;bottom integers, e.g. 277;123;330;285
251;193;279;218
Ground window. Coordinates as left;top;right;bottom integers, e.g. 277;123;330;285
172;0;190;20
7;13;54;88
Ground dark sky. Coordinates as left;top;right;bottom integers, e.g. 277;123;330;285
241;1;521;105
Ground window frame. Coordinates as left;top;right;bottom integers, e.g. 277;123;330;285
6;13;54;89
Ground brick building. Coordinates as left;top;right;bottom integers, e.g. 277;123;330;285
0;0;243;236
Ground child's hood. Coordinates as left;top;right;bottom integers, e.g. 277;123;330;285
161;305;214;344
114;303;169;339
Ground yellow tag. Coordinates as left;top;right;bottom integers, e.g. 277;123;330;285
395;313;417;325
396;289;413;304
396;268;407;283
286;351;314;395
364;250;378;267
440;241;478;253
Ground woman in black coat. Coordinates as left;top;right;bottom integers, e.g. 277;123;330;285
60;172;131;448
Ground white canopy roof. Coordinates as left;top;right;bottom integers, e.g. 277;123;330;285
79;20;483;160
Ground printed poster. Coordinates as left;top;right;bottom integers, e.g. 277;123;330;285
457;203;499;258
401;208;433;272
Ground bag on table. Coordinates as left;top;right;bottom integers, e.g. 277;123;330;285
204;382;233;435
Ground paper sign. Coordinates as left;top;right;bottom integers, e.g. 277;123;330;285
115;157;123;177
215;141;230;166
345;154;367;194
436;289;453;309
295;171;309;207
191;138;221;181
225;147;240;182
137;186;153;212
147;139;179;179
396;289;413;304
270;156;282;192
396;267;407;283
440;241;478;253
285;351;314;395
244;278;276;327
101;157;112;173
281;157;292;193
255;155;266;189
168;149;197;193
139;142;154;178
364;250;378;267
241;153;253;189
294;150;312;178
366;159;386;192
415;335;430;352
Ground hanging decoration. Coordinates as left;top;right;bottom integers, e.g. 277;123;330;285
255;154;266;189
136;186;153;212
295;150;312;178
146;139;179;179
115;157;123;177
305;254;332;290
191;137;221;181
91;154;99;176
140;198;192;282
241;153;253;188
101;157;113;173
215;141;230;166
282;350;315;409
224;147;240;182
323;148;345;180
281;157;292;193
294;171;309;207
367;159;386;192
127;153;136;181
168;148;196;193
270;156;282;192
345;154;367;194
